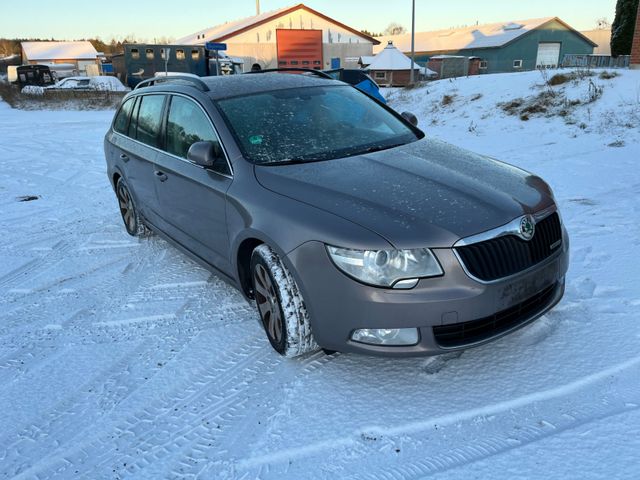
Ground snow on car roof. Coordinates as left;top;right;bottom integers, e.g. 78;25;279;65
21;41;99;61
374;17;561;54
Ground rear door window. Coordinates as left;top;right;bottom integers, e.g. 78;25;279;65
113;98;135;134
136;95;166;148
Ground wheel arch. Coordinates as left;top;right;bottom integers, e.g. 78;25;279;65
236;237;264;299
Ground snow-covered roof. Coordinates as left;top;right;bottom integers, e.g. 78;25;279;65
367;41;423;71
374;17;596;54
359;56;375;66
175;3;378;45
21;41;98;61
420;66;438;77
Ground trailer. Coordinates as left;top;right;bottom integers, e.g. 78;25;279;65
123;44;243;88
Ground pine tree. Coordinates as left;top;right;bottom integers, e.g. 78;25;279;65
611;0;640;56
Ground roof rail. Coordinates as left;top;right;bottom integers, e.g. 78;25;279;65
245;68;334;80
134;75;210;92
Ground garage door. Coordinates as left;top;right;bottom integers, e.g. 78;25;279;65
536;43;561;68
276;29;323;69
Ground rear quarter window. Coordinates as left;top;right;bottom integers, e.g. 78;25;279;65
113;98;135;134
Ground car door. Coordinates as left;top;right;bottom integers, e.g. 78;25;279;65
111;94;166;224
153;94;233;274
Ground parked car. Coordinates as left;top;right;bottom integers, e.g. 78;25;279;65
104;73;569;358
323;68;387;103
46;76;128;91
16;65;55;87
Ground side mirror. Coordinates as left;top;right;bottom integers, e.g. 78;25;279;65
187;141;222;168
401;111;419;127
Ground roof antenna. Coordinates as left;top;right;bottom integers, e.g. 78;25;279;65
256;0;260;15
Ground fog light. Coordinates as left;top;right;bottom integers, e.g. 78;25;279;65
351;328;419;346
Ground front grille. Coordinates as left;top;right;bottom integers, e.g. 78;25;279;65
433;282;558;348
456;212;562;282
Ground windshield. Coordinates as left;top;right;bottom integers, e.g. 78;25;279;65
216;85;420;164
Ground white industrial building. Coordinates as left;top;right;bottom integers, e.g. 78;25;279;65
175;3;379;70
21;41;101;76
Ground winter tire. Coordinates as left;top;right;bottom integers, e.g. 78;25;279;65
251;244;319;357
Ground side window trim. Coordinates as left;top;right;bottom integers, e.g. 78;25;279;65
112;93;233;178
166;93;233;177
159;94;171;152
128;96;141;139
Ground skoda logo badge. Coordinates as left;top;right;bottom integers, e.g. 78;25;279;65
520;215;535;240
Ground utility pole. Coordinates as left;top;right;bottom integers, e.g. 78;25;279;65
410;0;416;84
256;0;260;15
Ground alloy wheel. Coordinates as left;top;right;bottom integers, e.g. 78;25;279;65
253;263;283;344
117;183;136;234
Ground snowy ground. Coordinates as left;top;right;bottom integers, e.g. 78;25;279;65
1;70;639;479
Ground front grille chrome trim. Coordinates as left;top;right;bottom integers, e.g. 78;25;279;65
453;205;558;248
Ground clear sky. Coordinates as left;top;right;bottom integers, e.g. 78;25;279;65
0;0;617;41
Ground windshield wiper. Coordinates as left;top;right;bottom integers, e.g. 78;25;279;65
261;158;309;166
359;143;406;155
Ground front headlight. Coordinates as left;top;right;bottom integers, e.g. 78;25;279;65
326;246;443;288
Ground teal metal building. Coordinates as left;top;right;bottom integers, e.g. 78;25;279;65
375;17;597;74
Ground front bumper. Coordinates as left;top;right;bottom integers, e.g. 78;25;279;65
286;227;569;356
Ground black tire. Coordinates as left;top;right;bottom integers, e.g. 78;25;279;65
250;244;318;357
115;178;153;237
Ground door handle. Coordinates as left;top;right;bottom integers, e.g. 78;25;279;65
154;170;168;182
120;153;129;163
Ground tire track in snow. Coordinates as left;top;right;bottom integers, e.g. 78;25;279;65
344;404;640;480
156;351;341;479
236;354;640;474
10;331;270;479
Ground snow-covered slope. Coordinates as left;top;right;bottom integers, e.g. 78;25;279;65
0;70;639;479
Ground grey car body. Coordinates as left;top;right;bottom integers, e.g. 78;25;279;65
104;73;569;357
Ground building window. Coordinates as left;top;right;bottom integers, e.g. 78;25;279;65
131;48;140;60
479;60;488;69
513;59;523;69
192;49;200;61
176;49;185;61
145;49;154;60
374;71;386;79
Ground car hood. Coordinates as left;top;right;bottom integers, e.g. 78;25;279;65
254;138;555;249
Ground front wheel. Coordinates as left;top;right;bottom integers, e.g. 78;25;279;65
250;244;318;357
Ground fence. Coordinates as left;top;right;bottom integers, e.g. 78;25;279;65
0;84;127;109
562;54;630;69
41;89;127;104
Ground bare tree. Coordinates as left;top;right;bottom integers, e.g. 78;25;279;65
383;23;407;35
595;17;610;29
0;39;16;57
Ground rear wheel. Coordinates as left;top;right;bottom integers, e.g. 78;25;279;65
115;178;152;237
251;244;318;357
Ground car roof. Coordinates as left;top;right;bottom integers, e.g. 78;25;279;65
134;73;345;101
